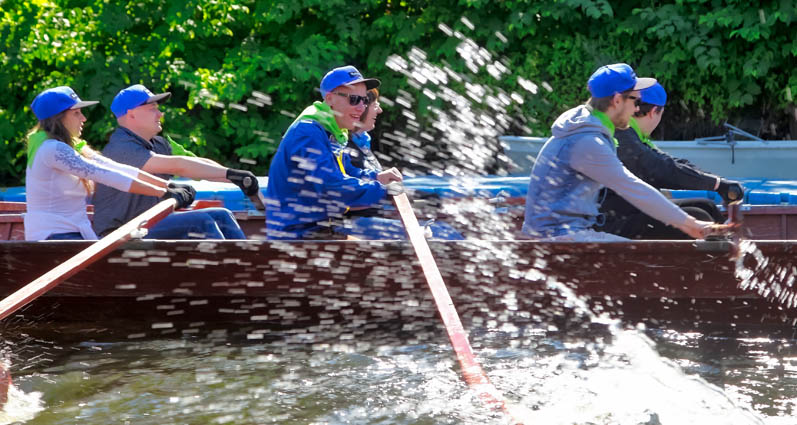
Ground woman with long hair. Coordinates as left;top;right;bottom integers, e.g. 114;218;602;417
25;86;193;241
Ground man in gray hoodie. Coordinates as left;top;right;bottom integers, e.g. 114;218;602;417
522;63;730;241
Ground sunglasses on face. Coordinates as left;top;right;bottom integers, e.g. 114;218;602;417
333;91;370;106
624;94;641;107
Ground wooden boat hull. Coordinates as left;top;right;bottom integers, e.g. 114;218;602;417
2;240;795;337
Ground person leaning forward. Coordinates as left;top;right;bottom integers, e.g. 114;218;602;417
92;84;253;239
264;65;403;240
522;63;734;241
597;82;745;239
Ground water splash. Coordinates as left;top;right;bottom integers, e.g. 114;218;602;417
734;240;797;312
490;329;765;424
0;385;44;425
383;28;535;177
449;236;767;423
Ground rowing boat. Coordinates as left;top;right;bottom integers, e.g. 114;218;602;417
1;233;795;332
2;185;797;337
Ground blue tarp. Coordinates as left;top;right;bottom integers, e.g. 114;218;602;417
5;176;797;209
666;179;797;205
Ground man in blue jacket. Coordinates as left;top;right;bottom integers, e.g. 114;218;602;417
265;66;403;239
522;63;731;241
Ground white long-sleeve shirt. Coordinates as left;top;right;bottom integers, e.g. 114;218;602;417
24;140;136;240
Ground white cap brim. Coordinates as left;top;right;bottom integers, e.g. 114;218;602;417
633;77;657;91
343;78;381;91
146;92;172;104
69;100;100;109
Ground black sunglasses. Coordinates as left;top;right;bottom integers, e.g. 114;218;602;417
624;94;641;107
333;91;370;106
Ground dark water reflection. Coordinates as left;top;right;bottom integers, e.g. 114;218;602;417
650;329;797;419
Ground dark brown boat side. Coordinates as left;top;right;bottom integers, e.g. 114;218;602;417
1;238;795;334
2;201;797;337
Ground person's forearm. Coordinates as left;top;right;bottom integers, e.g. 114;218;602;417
196;157;224;167
171;157;227;180
571;138;690;228
600;169;691;228
136;170;168;188
128;180;168;197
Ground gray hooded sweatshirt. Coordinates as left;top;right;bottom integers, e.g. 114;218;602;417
522;105;690;237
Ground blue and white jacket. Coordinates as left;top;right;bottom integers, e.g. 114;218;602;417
265;119;386;239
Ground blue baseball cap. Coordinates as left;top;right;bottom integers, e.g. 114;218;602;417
111;84;171;117
640;82;667;106
587;63;656;98
320;66;380;97
31;86;99;120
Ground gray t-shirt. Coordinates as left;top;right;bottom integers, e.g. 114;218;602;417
92;127;172;236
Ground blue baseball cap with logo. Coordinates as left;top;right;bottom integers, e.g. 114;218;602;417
640;82;667;106
31;86;99;120
320;66;380;97
587;63;656;98
111;84;172;118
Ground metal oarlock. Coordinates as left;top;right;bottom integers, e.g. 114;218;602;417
727;200;743;259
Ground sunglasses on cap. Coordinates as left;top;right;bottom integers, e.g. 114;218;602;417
333;91;370;106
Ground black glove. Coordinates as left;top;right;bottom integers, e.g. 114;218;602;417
717;179;744;203
167;182;197;201
163;184;196;210
167;182;195;192
226;168;260;196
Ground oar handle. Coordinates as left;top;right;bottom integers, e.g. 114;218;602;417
726;185;743;202
0;198;177;321
243;176;267;211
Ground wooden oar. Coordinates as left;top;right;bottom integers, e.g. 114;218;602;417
0;198;177;321
392;192;525;424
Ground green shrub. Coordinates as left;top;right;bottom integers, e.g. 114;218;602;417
1;0;794;185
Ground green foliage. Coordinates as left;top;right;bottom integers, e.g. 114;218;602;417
0;0;795;185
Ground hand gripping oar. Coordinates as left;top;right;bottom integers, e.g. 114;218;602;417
393;192;526;424
242;176;266;211
0;198;178;321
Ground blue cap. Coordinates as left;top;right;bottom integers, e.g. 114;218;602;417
640;82;667;106
111;84;171;117
320;66;380;97
587;63;656;98
31;86;99;120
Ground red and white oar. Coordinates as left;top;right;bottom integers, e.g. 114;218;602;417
393;192;526;424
